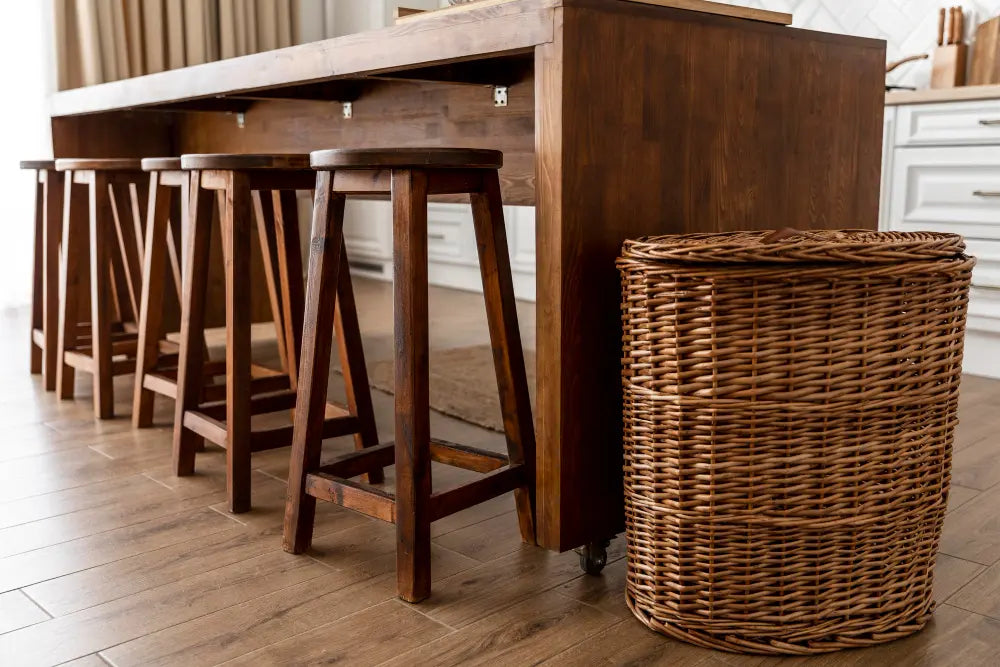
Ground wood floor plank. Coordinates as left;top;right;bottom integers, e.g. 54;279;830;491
939;482;1000;565
948;559;1000;620
0;473;163;531
555;554;629;620
0;590;50;635
23;476;371;617
952;437;1000;491
0;446;148;504
417;541;626;630
56;655;110;667
432;510;528;562
430;492;515;538
100;573;396;667
541;618;728;666
0;551;331;667
218;599;451;666
934;554;987;605
948;484;980;514
0;507;235;593
0;423;89;463
0;476;223;558
382;590;619;666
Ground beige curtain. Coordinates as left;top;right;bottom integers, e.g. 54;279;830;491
54;0;297;89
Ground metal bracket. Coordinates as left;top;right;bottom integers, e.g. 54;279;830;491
236;112;246;129
493;86;508;107
342;102;353;119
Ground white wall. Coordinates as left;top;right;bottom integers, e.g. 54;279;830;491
0;2;54;309
721;1;1000;89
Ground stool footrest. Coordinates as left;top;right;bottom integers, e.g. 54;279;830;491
315;443;396;480
306;473;396;523
183;400;356;449
64;350;136;376
148;372;291;403
307;440;524;524
429;466;525;522
429;439;509;473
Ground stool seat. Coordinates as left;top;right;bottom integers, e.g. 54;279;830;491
181;154;310;171
141;157;183;172
55;158;144;172
310;147;503;170
20;160;56;171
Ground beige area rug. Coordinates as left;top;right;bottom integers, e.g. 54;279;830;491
369;345;537;433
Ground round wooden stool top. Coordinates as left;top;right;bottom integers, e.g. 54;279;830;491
55;158;145;172
141;157;183;172
20;160;56;171
310;148;503;170
180;154;311;171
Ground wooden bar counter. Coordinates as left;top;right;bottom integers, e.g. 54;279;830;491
48;0;886;554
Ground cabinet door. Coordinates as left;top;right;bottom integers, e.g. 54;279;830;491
888;145;1000;240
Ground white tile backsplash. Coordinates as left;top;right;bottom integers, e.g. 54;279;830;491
721;1;1000;88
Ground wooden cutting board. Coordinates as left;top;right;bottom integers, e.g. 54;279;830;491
971;16;1000;85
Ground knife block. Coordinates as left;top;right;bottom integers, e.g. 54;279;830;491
932;44;968;88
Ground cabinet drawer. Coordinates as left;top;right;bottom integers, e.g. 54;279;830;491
965;238;1000;289
896;100;1000;146
426;203;476;265
888;146;1000;239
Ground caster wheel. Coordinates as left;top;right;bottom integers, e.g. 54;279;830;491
577;539;610;575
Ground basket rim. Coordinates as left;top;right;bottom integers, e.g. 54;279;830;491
620;230;968;264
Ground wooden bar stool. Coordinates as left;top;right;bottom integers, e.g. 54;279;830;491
283;148;536;603
132;157;304;429
55;158;148;419
172;154;380;513
22;160;64;390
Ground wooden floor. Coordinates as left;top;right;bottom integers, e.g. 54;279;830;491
2;278;1000;666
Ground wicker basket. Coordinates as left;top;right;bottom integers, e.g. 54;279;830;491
617;229;975;655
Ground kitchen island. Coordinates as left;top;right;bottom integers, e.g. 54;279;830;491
47;0;886;555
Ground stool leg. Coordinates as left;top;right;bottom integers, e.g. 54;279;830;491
172;172;214;475
166;189;184;305
57;175;87;400
42;172;64;391
274;190;306;389
30;175;44;375
334;240;383;484
252;190;289;376
90;173;116;419
133;171;172;428
283;172;345;553
224;171;253;513
470;171;537;544
110;183;143;324
392;169;432;603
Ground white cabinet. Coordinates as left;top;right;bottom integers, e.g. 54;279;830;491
885;97;1000;378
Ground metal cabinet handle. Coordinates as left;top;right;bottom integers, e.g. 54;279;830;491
973;190;1000;197
980;119;1000;126
428;232;447;240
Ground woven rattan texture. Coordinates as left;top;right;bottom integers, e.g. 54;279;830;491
618;230;974;655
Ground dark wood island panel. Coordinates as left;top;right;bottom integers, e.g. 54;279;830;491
47;0;885;553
